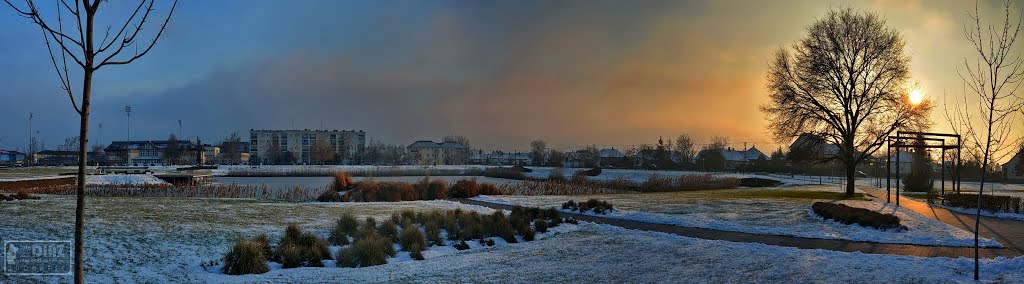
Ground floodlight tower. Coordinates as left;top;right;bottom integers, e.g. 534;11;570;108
125;105;133;141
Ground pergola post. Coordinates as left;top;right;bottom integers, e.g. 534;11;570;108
895;132;901;207
941;140;946;198
886;140;891;203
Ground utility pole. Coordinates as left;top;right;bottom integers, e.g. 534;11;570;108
125;106;133;141
28;113;33;165
97;122;103;147
178;119;182;137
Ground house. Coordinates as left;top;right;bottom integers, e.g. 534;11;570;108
0;150;26;166
887;151;914;174
595;148;625;167
633;149;688;168
407;141;470;165
696;146;767;170
471;151;531;166
788;133;840;163
104;140;203;166
1004;147;1024;181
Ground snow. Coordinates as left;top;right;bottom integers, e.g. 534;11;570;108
522;167;823;186
471;194;1002;247
85;174;168;185
2;195;1023;283
937;203;1024;221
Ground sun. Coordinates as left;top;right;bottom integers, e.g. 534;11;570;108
909;88;925;105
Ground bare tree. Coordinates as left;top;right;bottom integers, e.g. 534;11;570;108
57;136;80;165
943;1;1024;279
164;134;179;165
4;1;177;281
674;134;696;166
707;136;729;151
529;139;546;166
310;137;334;165
547;150;564;167
442;135;470;147
762;8;932;197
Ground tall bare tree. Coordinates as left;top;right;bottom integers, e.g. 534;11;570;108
4;1;178;280
944;1;1024;279
529;139;546;166
220;132;242;165
674;134;696;166
164;133;179;165
762;8;931;197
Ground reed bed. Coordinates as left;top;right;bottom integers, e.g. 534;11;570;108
498;180;630;196
38;183;329;201
0;177;76;192
225;167;484;177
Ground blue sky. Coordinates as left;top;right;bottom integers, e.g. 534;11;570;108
0;0;1018;156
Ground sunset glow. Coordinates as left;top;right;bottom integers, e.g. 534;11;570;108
909;88;925;105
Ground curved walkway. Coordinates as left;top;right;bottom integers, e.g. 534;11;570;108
454;198;1021;259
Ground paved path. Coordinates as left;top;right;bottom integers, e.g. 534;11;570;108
861;187;1024;258
454;198;1022;259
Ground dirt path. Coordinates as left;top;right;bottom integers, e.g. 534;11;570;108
453;198;1021;258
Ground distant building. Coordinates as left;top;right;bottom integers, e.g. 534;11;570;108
104;140;202;166
249;129;366;165
469;151;530;166
697;146;767;170
788;134;840;163
1004;148;1024;181
407;141;469;165
0;150;26;166
596;148;625;166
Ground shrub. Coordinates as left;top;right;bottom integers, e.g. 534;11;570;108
479;183;504;195
336;247;356;268
408;242;425;260
450;179;480;198
426;180;448;200
534;219;548;233
329;213;360;245
277;245;302;268
378;220;399;241
483;167;525;180
521;226;535;242
563;217;579;225
316;189;342;202
252;234;273;259
811;202;904;231
222;238;270;275
400;226;427;253
562;199;614;214
346;232;394;267
332;172;354;191
424;221;444;246
944;193;1022;214
453;240;470;250
490;212;517;243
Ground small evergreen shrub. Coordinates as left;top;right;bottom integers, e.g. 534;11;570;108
336;247;356;268
347;232;394;267
222;238;270;275
811;202;905;231
424;221;444;246
329;213;360;245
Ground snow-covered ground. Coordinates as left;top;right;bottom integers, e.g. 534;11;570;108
522;167;823;186
1;195;1022;283
84;174;169;185
936;203;1024;221
470;187;1001;247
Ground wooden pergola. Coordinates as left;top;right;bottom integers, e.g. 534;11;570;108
886;131;962;206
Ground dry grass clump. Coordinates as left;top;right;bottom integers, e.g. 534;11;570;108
316;189;342;202
222;238;271;275
337;230;395;267
329;212;360;245
332;172;354;191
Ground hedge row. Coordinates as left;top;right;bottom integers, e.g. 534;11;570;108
944;193;1022;214
811;202;905;231
0;177;76;192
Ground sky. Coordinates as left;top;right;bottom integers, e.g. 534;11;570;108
0;0;1020;160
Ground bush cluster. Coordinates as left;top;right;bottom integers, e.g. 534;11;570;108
562;199;614;214
811;202;905;231
274;224;332;268
316;189;342;202
449;179;505;198
944;193;1022;214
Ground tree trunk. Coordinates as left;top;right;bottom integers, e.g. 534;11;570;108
845;162;856;197
74;69;91;284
